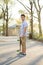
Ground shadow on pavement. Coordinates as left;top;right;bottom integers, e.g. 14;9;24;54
0;53;25;65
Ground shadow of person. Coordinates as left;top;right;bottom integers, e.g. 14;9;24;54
0;53;25;65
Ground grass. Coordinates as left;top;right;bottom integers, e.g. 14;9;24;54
33;34;43;42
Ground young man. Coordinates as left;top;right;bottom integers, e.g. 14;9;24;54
19;14;28;55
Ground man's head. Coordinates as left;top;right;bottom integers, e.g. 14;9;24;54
21;14;25;21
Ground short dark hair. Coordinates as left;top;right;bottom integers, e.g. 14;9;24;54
21;14;25;17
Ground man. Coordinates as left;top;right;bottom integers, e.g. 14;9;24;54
19;14;28;55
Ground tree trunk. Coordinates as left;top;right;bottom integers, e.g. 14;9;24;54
6;4;8;36
3;23;5;35
38;11;42;36
29;2;33;39
3;10;5;36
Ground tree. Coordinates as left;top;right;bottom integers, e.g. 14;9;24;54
29;0;33;38
0;4;5;35
33;0;43;36
0;0;13;36
4;0;15;36
4;0;10;36
17;0;43;37
17;0;34;38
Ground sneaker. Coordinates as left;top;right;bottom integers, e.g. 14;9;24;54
21;53;26;56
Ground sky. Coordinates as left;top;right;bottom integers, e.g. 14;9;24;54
0;0;43;30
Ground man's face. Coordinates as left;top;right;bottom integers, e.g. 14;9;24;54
21;16;25;21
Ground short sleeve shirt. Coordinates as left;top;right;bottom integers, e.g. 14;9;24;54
20;20;28;37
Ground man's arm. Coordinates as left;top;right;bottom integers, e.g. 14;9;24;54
22;27;27;37
24;27;27;33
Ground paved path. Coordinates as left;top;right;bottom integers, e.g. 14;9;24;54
0;36;43;65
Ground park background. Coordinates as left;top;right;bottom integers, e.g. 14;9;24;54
0;0;43;41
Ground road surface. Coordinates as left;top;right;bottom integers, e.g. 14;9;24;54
0;36;43;65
